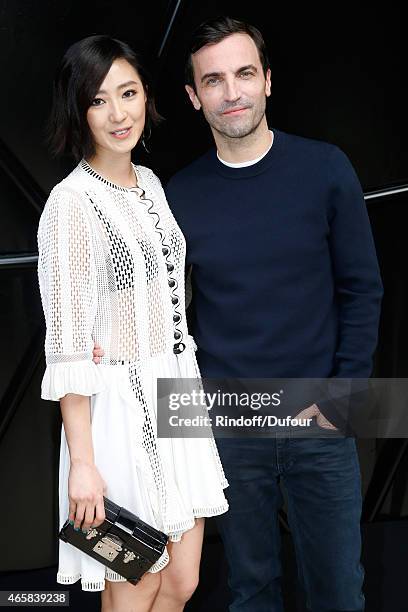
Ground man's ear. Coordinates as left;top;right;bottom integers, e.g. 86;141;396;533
185;84;202;111
265;68;272;98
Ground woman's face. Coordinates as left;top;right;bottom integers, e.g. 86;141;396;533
86;58;147;158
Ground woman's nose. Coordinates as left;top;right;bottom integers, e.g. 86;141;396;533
109;100;127;122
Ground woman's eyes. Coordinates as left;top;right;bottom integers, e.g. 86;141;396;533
90;90;137;106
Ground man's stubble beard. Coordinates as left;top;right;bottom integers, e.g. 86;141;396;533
202;95;267;140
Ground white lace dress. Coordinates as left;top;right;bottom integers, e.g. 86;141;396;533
37;159;229;591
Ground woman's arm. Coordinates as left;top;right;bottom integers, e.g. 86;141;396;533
60;393;107;531
37;188;107;530
38;188;106;400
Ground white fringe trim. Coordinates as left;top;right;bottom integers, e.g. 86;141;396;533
148;549;170;573
166;500;229;532
57;572;106;592
57;572;81;584
81;579;106;592
193;501;230;517
105;569;127;582
162;500;230;544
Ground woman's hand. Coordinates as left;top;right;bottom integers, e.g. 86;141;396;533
92;342;105;364
68;459;107;532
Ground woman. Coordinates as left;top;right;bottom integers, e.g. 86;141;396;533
37;35;228;611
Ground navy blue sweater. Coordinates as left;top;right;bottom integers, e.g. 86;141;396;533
165;129;383;379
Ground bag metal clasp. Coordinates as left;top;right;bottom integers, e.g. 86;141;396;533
123;551;136;564
93;534;123;561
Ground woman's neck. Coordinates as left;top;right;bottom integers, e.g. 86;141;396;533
85;151;137;188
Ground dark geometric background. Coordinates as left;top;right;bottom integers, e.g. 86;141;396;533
0;1;407;610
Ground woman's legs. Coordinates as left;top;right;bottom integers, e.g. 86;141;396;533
101;571;161;612
100;518;204;612
150;518;205;612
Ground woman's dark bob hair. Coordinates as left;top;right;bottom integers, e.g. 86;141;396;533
47;35;162;161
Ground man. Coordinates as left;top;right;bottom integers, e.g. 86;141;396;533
163;16;383;612
93;16;383;611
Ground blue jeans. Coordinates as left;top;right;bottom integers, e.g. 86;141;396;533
215;431;365;611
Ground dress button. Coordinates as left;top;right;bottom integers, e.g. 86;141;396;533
171;297;179;305
173;343;186;354
162;247;170;256
173;314;181;323
168;279;176;288
166;263;174;272
174;331;182;340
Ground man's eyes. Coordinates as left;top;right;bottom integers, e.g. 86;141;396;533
206;78;219;86
205;72;254;86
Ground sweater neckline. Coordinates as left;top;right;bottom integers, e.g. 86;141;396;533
79;158;143;194
213;128;284;179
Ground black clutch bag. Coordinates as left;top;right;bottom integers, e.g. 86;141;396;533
59;497;168;585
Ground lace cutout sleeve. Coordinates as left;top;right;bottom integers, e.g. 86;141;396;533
37;187;105;401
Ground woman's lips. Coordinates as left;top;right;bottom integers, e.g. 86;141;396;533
110;127;132;139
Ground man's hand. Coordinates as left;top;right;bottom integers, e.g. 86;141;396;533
295;403;338;430
315;409;339;430
92;342;104;364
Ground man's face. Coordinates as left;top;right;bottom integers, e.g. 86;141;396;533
186;33;271;139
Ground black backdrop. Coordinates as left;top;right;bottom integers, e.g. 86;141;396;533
0;0;407;602
0;1;407;188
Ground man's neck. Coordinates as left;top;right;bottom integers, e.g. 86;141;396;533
213;118;272;164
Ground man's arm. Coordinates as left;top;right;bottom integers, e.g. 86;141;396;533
313;147;383;431
327;146;383;378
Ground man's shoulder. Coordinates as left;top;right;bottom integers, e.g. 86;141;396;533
277;130;357;186
166;147;216;194
278;129;341;160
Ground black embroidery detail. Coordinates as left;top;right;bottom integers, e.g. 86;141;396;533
137;189;185;354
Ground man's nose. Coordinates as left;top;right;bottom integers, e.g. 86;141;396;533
109;99;127;123
224;77;240;102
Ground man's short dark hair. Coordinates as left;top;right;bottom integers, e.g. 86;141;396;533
47;35;162;161
185;16;270;91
